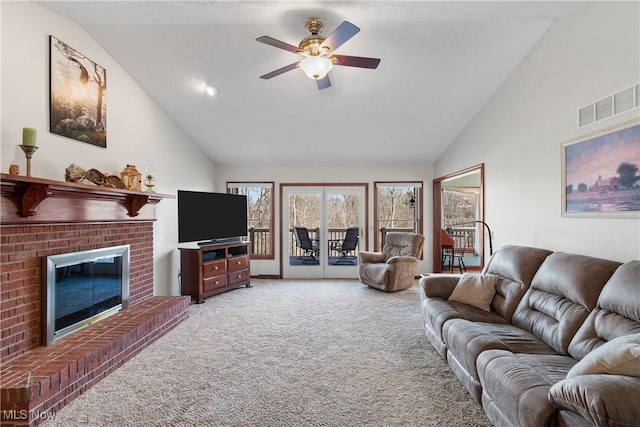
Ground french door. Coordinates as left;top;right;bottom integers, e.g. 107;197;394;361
281;185;367;279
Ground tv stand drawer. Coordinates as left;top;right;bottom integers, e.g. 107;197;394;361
227;255;249;272
203;275;228;292
203;259;226;278
228;269;249;285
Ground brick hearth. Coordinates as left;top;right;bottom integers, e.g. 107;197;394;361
0;175;187;426
0;296;189;426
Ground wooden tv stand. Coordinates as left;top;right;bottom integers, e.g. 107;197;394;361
179;240;251;303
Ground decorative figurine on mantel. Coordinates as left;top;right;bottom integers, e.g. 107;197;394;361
65;163;126;189
120;164;142;191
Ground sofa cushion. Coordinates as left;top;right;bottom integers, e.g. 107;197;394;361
443;319;557;402
512;252;621;355
478;350;576;427
482;245;552;287
421;298;509;360
569;261;640;361
448;273;499;312
598;260;640;323
567;334;640;378
482;245;552;320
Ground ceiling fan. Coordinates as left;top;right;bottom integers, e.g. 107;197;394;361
256;18;381;90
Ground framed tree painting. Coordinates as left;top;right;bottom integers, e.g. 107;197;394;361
562;119;640;217
50;36;107;148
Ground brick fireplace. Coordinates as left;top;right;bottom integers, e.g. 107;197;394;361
0;174;189;426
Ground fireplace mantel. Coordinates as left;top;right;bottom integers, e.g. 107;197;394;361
1;173;174;224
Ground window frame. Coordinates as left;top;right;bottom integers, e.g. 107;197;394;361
373;181;423;254
227;181;275;260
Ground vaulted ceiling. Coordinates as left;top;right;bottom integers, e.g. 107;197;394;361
37;1;581;166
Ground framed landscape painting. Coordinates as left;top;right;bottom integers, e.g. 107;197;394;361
562;119;640;217
50;36;107;148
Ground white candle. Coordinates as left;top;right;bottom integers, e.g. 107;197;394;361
22;127;37;146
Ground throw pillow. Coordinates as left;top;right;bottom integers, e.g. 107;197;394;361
447;273;499;312
566;334;640;378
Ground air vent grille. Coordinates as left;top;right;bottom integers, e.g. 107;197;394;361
614;87;634;114
578;82;639;127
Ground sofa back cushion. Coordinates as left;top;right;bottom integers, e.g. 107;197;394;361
512;252;621;355
568;260;640;360
481;245;552;320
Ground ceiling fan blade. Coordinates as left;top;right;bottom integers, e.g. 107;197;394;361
260;62;300;79
332;55;381;69
256;36;302;54
320;21;360;53
316;75;331;90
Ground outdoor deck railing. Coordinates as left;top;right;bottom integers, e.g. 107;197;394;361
246;227;359;257
443;218;478;253
248;227;270;255
252;226;472;256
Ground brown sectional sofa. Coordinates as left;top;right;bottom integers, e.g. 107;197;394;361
419;245;640;427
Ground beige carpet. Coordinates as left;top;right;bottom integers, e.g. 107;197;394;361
42;279;491;427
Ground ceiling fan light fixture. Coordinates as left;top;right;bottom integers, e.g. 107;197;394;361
299;56;333;80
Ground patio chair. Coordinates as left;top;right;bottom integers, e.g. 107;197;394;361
329;226;359;265
293;227;320;263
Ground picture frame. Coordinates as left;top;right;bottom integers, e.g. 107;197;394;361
49;36;107;148
561;118;640;218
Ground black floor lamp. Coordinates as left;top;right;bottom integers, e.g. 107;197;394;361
445;220;493;256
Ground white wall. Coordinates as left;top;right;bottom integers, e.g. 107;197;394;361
1;1;218;296
435;1;640;262
216;165;434;275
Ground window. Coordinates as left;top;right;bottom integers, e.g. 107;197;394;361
227;182;274;259
374;182;423;251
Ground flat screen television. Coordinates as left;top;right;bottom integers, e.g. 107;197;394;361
177;190;248;245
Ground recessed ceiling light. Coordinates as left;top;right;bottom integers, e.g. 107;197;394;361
205;85;218;97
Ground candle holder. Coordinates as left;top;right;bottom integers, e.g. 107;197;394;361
19;145;39;177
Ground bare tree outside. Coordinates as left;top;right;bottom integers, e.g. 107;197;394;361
289;194;321;229
327;194;359;228
443;190;477;225
377;186;417;231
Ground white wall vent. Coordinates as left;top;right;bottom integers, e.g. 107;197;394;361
578;83;639;127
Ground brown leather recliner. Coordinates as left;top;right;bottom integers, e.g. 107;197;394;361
358;232;424;292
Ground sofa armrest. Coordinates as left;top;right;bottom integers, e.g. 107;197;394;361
357;251;386;264
387;255;418;265
548;375;640;427
419;274;460;299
